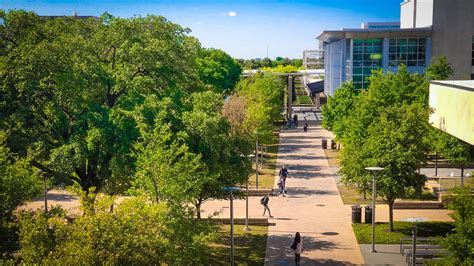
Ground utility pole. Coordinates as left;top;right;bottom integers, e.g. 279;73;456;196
255;132;259;189
288;76;293;122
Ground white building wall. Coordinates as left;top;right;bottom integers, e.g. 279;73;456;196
323;40;345;96
416;0;434;27
401;0;433;28
401;0;415;28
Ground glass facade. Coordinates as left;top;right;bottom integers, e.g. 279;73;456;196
388;38;426;67
352;39;383;89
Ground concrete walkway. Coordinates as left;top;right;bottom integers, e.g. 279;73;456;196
263;120;364;265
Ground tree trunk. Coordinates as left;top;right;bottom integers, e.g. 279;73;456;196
434;152;438;177
461;164;464;177
388;198;395;232
195;200;202;219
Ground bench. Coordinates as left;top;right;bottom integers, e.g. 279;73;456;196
401;244;442;256
399;237;435;254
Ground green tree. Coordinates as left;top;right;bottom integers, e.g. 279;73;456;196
321;82;358;141
0;131;41;218
0;11;202;194
182;91;252;218
438;188;473;265
338;67;430;231
18;197;215;264
434;131;473;177
236;73;284;143
426;56;454;80
197;48;242;94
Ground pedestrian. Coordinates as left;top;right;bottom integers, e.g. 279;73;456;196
260;192;273;218
290;232;303;265
303;122;308;132
279;165;289;179
277;176;286;196
279;166;289;194
293;114;298;128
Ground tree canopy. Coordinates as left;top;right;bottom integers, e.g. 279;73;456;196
326;67;431;231
197;48;242;94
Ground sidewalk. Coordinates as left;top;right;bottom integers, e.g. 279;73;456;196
263;121;365;265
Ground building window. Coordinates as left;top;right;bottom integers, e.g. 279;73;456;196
471;36;474;66
389;38;426;68
352;39;382;90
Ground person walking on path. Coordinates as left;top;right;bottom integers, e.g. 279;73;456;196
279;166;289;194
261;192;273;218
291;232;304;265
277;176;286;196
303;122;308;132
279;166;289;179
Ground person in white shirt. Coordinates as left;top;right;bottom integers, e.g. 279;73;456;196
293;232;303;265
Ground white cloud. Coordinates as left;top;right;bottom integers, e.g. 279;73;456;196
197;21;204;24
227;11;237;17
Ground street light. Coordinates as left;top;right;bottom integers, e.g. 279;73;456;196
223;186;241;266
244;154;255;232
255;131;259;189
365;166;384;253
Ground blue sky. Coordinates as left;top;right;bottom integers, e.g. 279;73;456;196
1;0;402;59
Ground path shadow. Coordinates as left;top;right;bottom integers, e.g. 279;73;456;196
278;155;326;161
290;172;335;180
31;193;78;203
286;188;338;197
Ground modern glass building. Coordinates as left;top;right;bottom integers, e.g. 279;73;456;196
318;28;431;94
317;0;474;96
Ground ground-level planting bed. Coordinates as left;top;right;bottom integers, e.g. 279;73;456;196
352;222;454;244
208;224;268;265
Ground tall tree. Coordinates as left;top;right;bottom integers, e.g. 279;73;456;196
197;48;242;94
321;82;358;141
0;11;202;194
182;91;251;218
338;67;430;231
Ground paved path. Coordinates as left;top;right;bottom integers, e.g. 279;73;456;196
263;120;364;265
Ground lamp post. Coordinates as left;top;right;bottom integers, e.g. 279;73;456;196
223;186;240;266
365;167;384;253
255;131;259;189
244;154;255;232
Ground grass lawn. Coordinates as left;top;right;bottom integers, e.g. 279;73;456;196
248;130;280;189
439;178;473;190
297;95;313;105
323;148;438;204
207;224;268;265
323;148;340;167
337;184;386;205
352;221;454;244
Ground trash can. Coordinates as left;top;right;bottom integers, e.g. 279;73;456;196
351;205;362;224
322;139;327;149
364;205;372;224
330;139;336;149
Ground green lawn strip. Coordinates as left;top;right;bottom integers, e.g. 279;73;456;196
324;149;437;204
297;95;312;104
439;178;472;190
248;130;280;189
207;224;268;265
323;148;340;167
352;222;454;244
